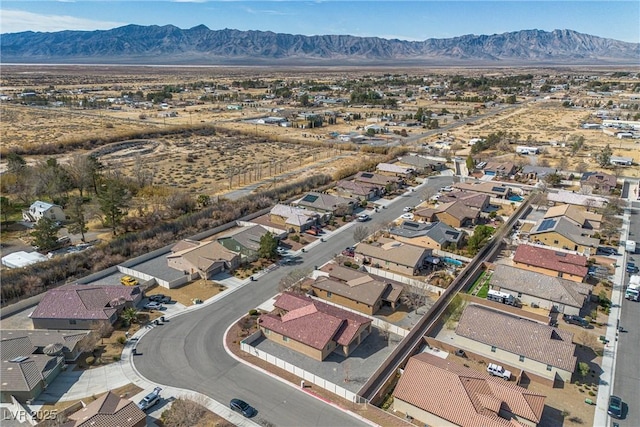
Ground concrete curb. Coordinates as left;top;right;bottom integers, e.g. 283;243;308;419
222;316;379;427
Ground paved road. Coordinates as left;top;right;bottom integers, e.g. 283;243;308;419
133;177;453;426
611;200;640;426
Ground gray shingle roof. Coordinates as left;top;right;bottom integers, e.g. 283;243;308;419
530;217;600;247
218;224;270;252
491;264;590;308
456;305;577;372
389;221;462;245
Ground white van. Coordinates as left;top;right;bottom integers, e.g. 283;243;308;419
487;289;516;306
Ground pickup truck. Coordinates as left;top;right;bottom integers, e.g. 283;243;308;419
486;363;511;380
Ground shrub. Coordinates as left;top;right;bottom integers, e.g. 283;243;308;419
86;356;95;365
113;355;121;361
588;391;596;396
290;234;301;242
344;260;352;267
248;309;258;316
116;336;127;345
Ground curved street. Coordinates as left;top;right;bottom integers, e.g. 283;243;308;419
133;177;452;426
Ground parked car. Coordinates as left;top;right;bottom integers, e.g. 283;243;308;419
144;302;163;310
400;213;414;220
596;246;619;256
148;294;167;302
607;395;623;419
230;398;256;418
626;263;639;274
137;387;162;411
357;214;370;222
563;314;593;329
486;363;511;380
342;247;355;257
440;186;454;192
403;206;414;212
121;276;139;286
277;247;288;255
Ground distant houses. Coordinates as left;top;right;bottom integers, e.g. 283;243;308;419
22;201;66;223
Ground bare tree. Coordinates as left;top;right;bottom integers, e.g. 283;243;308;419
161;397;209;427
400;282;427;314
352;225;370;242
575;162;588;174
421;186;437;203
277;268;311;293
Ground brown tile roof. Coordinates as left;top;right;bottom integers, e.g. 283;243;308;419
353;171;401;186
64;391;146;427
453;182;511;196
544;204;602;229
0;335;64;393
513;244;588;278
456;305;577;372
31;285;140;321
415;200;480;223
355;237;431;268
168;240;239;272
438;191;489;209
335;179;379;196
1;329;90;355
393;353;545;427
258;292;371;350
318;263;403;304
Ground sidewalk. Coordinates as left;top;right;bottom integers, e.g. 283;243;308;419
592;208;630;427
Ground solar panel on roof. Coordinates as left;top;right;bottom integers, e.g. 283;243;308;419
301;194;319;203
404;222;420;229
492;187;506;192
361;173;374;178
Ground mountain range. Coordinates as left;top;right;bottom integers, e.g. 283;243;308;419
1;25;638;65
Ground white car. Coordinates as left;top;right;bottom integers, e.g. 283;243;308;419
357;214;371;222
137;387;162;411
400;213;414;220
403;206;414;212
440;186;454;192
144;302;163;310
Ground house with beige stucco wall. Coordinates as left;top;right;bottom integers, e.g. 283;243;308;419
354;237;432;276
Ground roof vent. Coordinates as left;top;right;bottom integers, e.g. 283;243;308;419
10;356;29;363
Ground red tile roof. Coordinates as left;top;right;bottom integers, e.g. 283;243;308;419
393;353;545;427
31;284;140;321
513;244;588;278
259;292;371;350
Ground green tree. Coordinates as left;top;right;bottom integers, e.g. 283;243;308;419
466;155;475;172
0;196;17;222
6;152;26;174
544;173;563;187
577;362;590;379
31;217;60;251
467;225;495;255
258;232;278;260
197;194;211;208
299;93;310;107
67;196;88;243
596;144;613;167
120;307;139;327
98;179;131;236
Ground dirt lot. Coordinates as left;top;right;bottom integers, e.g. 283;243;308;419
145;279;225;307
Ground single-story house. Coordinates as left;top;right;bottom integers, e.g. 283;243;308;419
520;165;557;181
354;237;432;276
60;391;146;427
393;353;545;427
311;263;403;315
396;155;446;173
375;162;414;177
543;204;602;230
414;201;481;228
0;335;65;403
268;204;320;233
353;171;402;191
389;220;464;250
30;284;142;330
482;161;517;177
217;224;284;262
294;192;357;217
1;329;91;363
546;191;608;209
22;201;66;223
490;264;591;316
333;179;380;201
580;171;617;193
258;292;372;361
512;244;588;283
528;217;600;255
167;239;240;278
452;182;512;199
437;191;491;211
455;304;577;382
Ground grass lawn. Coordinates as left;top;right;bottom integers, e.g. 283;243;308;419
476;282;490;298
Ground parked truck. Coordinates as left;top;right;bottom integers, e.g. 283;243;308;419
487;363;511;380
626;275;640;301
626;240;636;253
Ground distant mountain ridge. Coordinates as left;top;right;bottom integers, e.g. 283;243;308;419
1;25;638;65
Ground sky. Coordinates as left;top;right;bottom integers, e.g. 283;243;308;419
1;1;639;43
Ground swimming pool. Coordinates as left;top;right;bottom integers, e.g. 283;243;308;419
508;195;524;202
443;257;463;266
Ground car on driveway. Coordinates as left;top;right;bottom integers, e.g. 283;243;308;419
607;395;623;419
277;247;288;255
357;214;370;222
440;186;454;192
563;314;593;328
121;276;139;286
230;398;256;418
596;246;619;256
342;247;355;257
148;294;167;302
144;302;163;310
400;213;414;220
137;387;162;411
